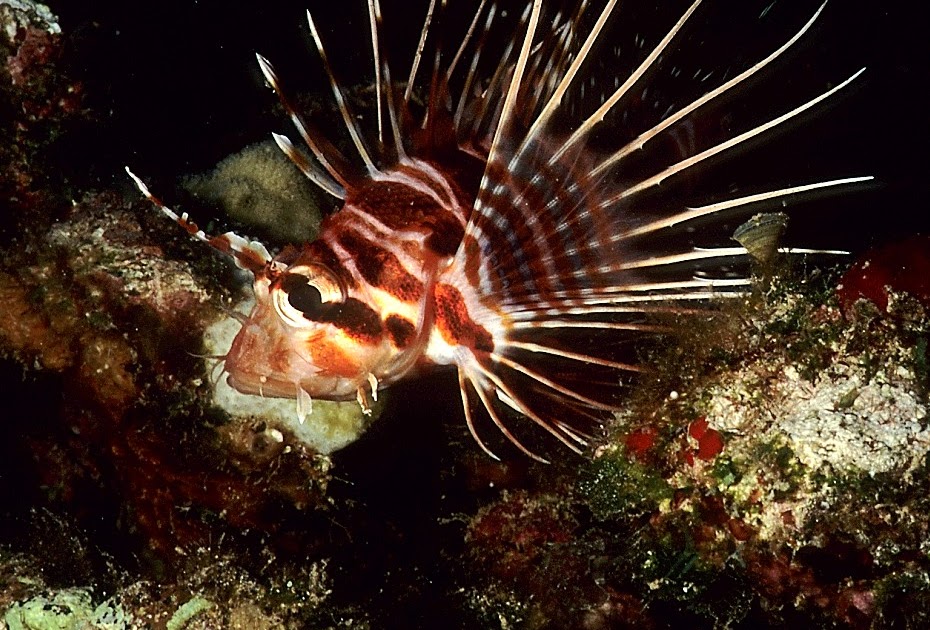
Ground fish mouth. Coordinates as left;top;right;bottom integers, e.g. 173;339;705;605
225;372;290;399
225;370;358;403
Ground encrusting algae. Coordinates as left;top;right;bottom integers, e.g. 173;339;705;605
462;272;930;626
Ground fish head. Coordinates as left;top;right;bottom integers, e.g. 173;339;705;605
224;257;397;403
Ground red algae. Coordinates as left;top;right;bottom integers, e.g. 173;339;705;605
569;272;930;627
687;416;725;463
680;417;726;466
837;235;930;314
624;426;658;461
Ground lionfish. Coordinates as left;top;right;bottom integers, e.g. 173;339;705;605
128;0;869;462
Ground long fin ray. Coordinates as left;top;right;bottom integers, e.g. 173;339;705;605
453;3;497;133
492;352;623;412
405;0;438;103
620;176;874;239
548;0;704;166
255;53;352;196
306;9;379;174
603;68;867;206
457;367;502;461
470;358;586;455
591;1;831;178
125;168;271;274
464;362;551;463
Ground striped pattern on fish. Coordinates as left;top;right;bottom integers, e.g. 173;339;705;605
127;0;870;461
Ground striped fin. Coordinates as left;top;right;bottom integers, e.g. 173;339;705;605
441;0;870;456
125;168;272;273
255;53;355;198
258;0;478;197
367;0;406;162
305;9;379;175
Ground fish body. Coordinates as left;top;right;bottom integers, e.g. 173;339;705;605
129;0;869;460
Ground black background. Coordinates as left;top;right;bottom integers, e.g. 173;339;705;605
49;0;928;248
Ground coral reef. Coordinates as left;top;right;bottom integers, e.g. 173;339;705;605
3;588;128;630
0;0;83;239
460;270;930;627
0;520;351;630
0;194;336;558
0;1;373;568
8;194;926;627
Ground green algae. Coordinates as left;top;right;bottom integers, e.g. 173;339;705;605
874;570;930;627
708;455;742;488
3;589;128;630
165;596;213;630
579;447;673;521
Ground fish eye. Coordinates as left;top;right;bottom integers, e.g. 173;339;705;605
287;282;322;315
272;264;344;326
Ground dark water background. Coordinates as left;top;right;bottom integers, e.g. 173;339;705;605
52;0;927;246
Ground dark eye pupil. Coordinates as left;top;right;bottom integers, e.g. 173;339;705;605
287;282;323;316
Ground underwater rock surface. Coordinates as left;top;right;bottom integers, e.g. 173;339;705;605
0;192;336;553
